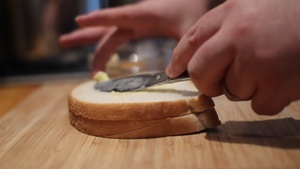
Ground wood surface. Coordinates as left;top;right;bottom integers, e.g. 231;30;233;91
0;80;300;169
0;84;40;117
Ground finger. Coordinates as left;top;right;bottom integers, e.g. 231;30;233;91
59;27;110;48
92;27;134;76
251;86;290;115
166;5;225;78
187;30;234;97
224;53;257;101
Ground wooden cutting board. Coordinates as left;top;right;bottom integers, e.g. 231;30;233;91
0;80;300;169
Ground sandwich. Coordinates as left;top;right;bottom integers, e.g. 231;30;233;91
68;73;221;138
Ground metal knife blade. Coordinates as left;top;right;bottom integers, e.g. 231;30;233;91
94;71;190;92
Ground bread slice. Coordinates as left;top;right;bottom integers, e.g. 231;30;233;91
68;80;221;138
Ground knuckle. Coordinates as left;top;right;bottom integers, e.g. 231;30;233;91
232;22;254;39
229;11;258;39
185;26;201;47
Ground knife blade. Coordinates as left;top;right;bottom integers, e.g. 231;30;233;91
94;71;190;92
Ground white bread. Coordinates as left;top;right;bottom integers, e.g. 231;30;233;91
68;80;221;138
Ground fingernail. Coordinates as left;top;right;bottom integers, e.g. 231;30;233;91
58;36;64;42
75;15;84;22
166;66;174;78
75;16;80;22
60;35;67;40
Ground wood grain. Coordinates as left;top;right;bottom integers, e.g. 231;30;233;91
0;81;300;169
0;84;40;117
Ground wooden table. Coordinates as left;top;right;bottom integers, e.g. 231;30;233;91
1;79;300;169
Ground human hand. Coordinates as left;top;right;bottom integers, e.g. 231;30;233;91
59;0;209;76
166;0;300;115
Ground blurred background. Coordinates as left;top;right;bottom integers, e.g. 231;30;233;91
0;0;175;83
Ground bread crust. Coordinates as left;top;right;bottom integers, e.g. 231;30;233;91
70;108;220;139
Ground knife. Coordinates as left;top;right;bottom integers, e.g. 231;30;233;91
94;71;190;92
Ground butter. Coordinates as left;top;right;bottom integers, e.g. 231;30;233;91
93;71;110;82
